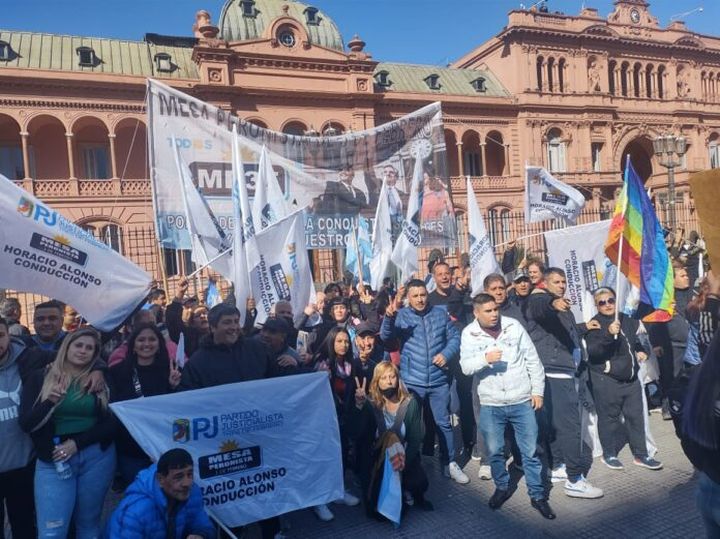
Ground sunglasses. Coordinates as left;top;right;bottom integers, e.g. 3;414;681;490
597;298;616;307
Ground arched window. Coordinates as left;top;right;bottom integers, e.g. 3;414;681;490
645;64;654;98
558;58;566;93
546;128;566;172
657;65;665;99
709;133;720;169
282;121;307;136
488;206;511;246
620;62;629;97
633;63;642;98
322;122;345;136
80;221;123;253
536;56;544;91
608;60;617;95
547;57;555;93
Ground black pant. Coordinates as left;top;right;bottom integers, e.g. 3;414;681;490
0;461;36;539
590;372;647;459
538;377;589;481
452;365;476;449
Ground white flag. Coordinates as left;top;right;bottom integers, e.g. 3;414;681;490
246;211;316;326
173;138;232;279
0;175;151;331
370;181;393;291
525;166;586;225
252;145;290;231
231;125;257;317
110;373;343;528
467;177;500;297
391;157;423;283
175;332;186;369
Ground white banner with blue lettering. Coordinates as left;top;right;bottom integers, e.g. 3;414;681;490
0;174;152;331
110;372;344;527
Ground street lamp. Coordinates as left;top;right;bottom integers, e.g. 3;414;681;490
652;134;687;230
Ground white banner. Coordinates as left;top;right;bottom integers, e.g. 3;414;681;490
0;175;151;331
246;211;316;326
545;220;635;322
148;79;456;250
391;156;423;283
525;166;586;225
110;373;344;528
467;177;500;297
369;181;393;291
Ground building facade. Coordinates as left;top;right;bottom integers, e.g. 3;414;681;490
0;0;713;285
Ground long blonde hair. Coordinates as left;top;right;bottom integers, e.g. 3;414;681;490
39;327;108;409
368;361;410;410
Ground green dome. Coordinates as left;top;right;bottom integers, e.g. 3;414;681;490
219;0;344;51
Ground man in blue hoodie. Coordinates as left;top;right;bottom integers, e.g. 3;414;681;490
107;448;214;539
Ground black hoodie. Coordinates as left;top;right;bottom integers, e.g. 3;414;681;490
179;335;275;390
585;312;643;383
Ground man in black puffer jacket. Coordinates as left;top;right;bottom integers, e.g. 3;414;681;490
585;287;663;472
526;268;602;499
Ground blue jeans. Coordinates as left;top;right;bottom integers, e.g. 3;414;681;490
407;383;455;464
479;401;545;500
35;443;116;539
697;472;720;539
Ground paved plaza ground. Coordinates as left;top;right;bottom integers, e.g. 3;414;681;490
4;413;704;538
285;413;703;539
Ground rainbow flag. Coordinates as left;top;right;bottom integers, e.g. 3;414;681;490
604;158;674;321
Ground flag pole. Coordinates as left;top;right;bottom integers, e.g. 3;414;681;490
614;155;631;338
351;220;364;285
186;247;231;279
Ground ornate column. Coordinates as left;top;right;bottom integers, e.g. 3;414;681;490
108;133;118;179
20;131;31;180
614;67;621;95
650;70;657;99
65;132;76;180
456;141;464;176
480;142;488;176
639;67;646;97
592;187;601;212
504;144;511;175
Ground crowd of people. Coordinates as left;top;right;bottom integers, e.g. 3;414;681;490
1;232;719;538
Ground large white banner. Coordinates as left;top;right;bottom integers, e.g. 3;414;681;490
111;373;344;527
148;79;456;250
467;177;500;297
246;211;316;326
525;166;586;225
0;175;152;331
545;220;637;322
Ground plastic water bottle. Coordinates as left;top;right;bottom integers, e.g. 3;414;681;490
53;437;73;480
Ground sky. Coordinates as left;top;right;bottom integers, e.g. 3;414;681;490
1;0;715;66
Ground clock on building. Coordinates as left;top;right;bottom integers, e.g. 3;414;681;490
278;30;295;47
630;8;640;24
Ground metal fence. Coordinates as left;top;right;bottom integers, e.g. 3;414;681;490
3;201;701;328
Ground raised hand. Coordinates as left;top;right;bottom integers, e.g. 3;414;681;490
246;297;256;312
175;277;189;301
354;376;367;409
168;359;182;389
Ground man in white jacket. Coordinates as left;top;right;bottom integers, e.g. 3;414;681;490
460;293;555;520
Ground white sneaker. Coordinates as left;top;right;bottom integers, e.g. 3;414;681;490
313;504;334;521
478;464;492;480
550;464;568;483
444;461;470;484
336;489;360;506
564;475;604;499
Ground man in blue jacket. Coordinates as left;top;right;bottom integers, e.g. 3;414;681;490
107;448;214;538
381;279;469;484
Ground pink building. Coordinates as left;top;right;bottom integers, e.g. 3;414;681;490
0;0;712;287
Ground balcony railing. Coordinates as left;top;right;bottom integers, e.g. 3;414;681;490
13;178;151;198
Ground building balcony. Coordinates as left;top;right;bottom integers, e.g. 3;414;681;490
14;178;151;199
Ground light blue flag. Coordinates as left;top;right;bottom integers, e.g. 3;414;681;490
345;216;372;283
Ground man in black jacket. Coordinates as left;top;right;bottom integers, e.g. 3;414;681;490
585;287;663;471
526;268;603;499
179;304;275;390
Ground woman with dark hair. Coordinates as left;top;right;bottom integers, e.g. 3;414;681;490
108;323;181;486
311;326;360;521
19;327;115;539
686;272;720;362
681;329;720;537
349;361;431;518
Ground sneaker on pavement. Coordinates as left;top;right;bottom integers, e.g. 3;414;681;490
313;504;334;521
550;464;568;483
661;398;672;421
488;489;511;510
336;490;360;506
478;464;492;480
634;456;663;470
531;498;557;520
564;476;604;499
444;461;470;484
602;456;624;470
471;444;483;461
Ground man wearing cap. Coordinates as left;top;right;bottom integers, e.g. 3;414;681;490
509;269;532;313
351;321;382;385
257;318;302;376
